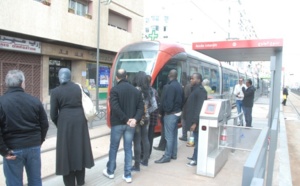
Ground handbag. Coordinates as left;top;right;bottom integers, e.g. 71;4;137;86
283;94;287;100
76;83;97;122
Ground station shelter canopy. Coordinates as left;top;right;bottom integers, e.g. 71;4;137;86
192;39;283;61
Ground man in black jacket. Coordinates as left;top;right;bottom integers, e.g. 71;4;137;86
153;84;169;151
185;73;207;166
242;79;256;127
155;69;183;164
0;70;49;186
103;69;144;183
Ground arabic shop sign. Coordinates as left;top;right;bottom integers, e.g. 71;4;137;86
0;35;41;54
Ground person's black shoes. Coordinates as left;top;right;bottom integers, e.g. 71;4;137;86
153;146;165;151
179;137;187;141
171;156;177;160
155;156;171;164
131;165;140;172
140;160;148;166
187;157;193;160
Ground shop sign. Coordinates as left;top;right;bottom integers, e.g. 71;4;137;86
0;35;41;53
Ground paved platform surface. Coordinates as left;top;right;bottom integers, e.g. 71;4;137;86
41;96;285;186
1;96;292;185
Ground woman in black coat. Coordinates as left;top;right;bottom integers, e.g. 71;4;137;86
50;68;94;186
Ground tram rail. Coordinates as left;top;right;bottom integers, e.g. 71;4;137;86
287;91;300;118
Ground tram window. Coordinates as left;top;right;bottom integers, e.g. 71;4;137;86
210;69;219;93
230;73;238;93
114;50;157;85
119;60;147;72
189;66;198;76
223;72;230;92
153;60;183;97
202;67;210;80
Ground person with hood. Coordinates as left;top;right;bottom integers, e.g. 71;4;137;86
242;79;256;128
185;73;207;166
50;68;94;186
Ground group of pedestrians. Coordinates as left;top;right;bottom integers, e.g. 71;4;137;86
0;68;257;185
233;78;256;127
0;68;95;186
103;68;209;183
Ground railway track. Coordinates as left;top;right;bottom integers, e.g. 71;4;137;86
287;91;300;118
284;90;300;185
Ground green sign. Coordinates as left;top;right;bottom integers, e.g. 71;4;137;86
148;30;158;41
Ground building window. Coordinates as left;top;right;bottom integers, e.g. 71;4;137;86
145;18;149;24
151;26;159;31
164;16;169;23
108;10;131;32
69;0;91;17
164;26;167;32
151;16;159;22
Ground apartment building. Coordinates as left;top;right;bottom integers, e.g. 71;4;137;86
0;0;144;103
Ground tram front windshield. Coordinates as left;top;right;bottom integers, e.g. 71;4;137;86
113;50;157;85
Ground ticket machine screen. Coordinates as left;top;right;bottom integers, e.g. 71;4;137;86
205;103;216;114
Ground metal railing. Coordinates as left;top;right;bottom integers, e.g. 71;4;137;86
241;108;280;186
218;112;263;152
242;126;269;186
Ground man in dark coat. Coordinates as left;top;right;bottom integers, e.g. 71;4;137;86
103;69;144;183
179;82;192;142
242;79;256;127
155;69;183;164
0;70;49;186
153;84;169;151
185;73;207;166
50;68;94;186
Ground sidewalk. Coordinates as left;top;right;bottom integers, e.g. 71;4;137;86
43;96;281;186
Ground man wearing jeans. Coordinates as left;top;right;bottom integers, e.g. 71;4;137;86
242;79;256;127
103;69;144;183
234;78;246;126
155;69;183;164
0;70;49;186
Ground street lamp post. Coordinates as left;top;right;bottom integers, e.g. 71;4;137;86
96;0;111;112
96;0;100;112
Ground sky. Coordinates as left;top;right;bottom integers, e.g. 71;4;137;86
144;0;300;84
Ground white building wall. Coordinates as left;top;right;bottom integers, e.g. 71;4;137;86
0;0;144;52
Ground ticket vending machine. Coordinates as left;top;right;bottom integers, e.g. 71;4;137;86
196;99;231;177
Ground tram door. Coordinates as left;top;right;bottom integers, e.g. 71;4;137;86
153;60;184;98
49;59;71;93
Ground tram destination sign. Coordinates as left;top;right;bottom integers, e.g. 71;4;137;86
193;39;283;50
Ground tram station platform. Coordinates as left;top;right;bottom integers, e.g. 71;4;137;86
0;96;291;186
39;95;290;186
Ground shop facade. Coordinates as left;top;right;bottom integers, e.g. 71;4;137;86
0;35;115;104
